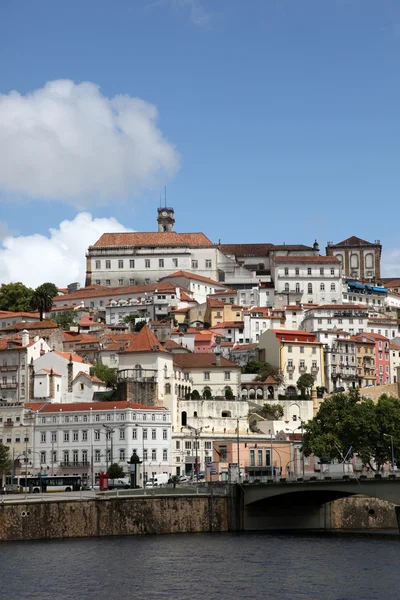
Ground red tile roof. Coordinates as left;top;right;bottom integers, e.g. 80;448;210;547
52;282;177;303
274;256;340;264
330;236;376;247
121;325;168;354
1;320;58;331
352;332;389;342
24;402;47;411
0;311;40;319
271;329;318;343
160;270;223;286
54;351;87;363
73;371;105;384
92;232;213;248
232;343;258;350
210;321;244;329
37;401;168;413
35;369;62;377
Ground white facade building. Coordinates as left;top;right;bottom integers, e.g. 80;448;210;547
32;351;92;403
273;256;342;306
300;304;369;336
32;401;172;484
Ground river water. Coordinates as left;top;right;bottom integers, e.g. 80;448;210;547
1;532;399;600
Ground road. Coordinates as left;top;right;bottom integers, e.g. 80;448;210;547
0;490;97;503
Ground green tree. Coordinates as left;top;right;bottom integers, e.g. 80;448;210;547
107;463;125;480
90;363;117;388
296;373;315;397
303;391;400;471
203;387;212;399
53;310;77;329
244;361;284;385
123;313;141;330
225;387;234;399
255;403;284;420
37;282;59;299
134;320;146;332
169;475;180;488
30;284;55;321
191;389;201;400
0;444;11;480
0;282;33;312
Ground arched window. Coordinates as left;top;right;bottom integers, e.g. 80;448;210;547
165;383;171;394
284;283;289;292
320;283;325;291
331;283;335;291
365;253;374;269
256;388;263;399
181;411;187;426
194;411;198;418
350;254;359;268
308;283;313;294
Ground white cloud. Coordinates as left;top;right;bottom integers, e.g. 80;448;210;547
0;212;130;288
0;80;180;205
382;249;400;278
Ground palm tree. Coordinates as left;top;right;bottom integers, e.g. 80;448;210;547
30;285;54;321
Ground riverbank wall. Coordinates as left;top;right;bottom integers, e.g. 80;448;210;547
0;492;398;542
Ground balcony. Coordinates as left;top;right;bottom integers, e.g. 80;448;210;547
59;461;90;467
4;421;14;427
0;383;17;389
286;365;295;372
298;366;307;373
311;367;319;374
0;365;18;372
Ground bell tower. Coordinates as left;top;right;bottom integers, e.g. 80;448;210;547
157;207;175;232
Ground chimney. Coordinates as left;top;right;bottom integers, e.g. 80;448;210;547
49;368;55;399
67;355;73;392
21;329;29;347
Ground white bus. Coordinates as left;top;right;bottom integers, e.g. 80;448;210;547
6;475;82;493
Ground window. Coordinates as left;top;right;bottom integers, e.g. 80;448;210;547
73;431;79;442
224;372;231;380
163;449;168;461
295;268;299;275
106;414;111;421
312;347;316;354
129;279;135;285
95;280;101;285
143;429;148;440
152;449;157;460
82;430;88;442
165;383;171;394
300;346;304;353
163;429;168;440
173;258;178;268
320;283;325;291
288;359;293;368
94;430;100;441
51;432;57;443
119;449;125;462
145;259;150;268
40;451;46;464
95;415;100;422
130;259;135;268
152;429;156;440
258;449;263;466
176;440;180;449
119;429;125;440
284;283;289;292
308;283;312;294
105;260;111;269
288;345;292;353
64;431;69;442
106;280;110;286
132;428;137;439
205;260;212;268
331;268;335;275
307;268;312;275
118;260;124;269
185;441;192;450
250;449;255;466
41;432;46;443
118;279;124;286
320;268;324;276
152;413;156;421
192;260;198;269
95;260;101;269
63;451;69;464
95;450;101;462
143;449;148;460
284;268;289;276
159;259;164;268
331;283;335;291
204;372;210;380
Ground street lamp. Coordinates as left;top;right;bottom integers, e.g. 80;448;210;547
187;425;209;492
102;424;116;469
134;423;146;488
290;403;305;478
383;434;395;474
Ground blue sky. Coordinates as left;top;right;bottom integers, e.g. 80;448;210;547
0;0;400;284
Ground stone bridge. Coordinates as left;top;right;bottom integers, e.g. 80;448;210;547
242;479;400;531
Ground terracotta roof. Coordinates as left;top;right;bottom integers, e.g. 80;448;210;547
330;236;376;247
352;332;389;342
63;333;99;344
274;256;340;264
160;270;223;286
91;231;213;248
383;279;400;288
24;402;47;411
208;298;225;308
35;369;62;377
271;329;318;343
0;311;40;319
52;282;177;303
272;244;315;251
390;344;400;350
163;339;185;350
210;321;244;329
73;371;105;385
232;343;258;351
173;354;239;369
54;351;87;363
218;243;274;256
172;327;200;334
220;341;234;347
37;401;168;413
179;291;195;302
121;325;168;354
1;320;58;331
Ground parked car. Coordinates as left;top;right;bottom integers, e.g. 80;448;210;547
178;475;189;483
108;478;131;490
333;386;345;393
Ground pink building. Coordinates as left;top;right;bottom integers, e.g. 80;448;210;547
353;332;390;385
194;331;216;353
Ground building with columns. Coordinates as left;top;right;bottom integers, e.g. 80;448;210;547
326;236;382;281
